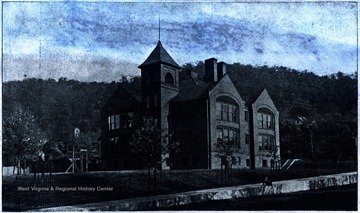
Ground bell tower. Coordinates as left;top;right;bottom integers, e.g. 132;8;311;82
138;41;180;131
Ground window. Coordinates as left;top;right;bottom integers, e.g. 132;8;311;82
246;159;250;167
217;127;240;147
109;137;120;153
126;112;133;128
154;94;158;108
258;135;262;150
216;102;222;120
108;113;133;130
216;128;223;141
238;157;241;165
146;96;150;109
245;109;249;121
229;104;237;121
262;159;268;167
245;133;250;145
257;111;274;129
109;134;132;154
229;129;239;146
115;115;121;129
108;114;120;130
165;73;175;85
223;128;229;143
216;101;238;122
223;103;229;121
258;135;275;151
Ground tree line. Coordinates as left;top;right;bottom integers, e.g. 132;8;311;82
3;63;357;170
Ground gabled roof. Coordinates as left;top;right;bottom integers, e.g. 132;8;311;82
171;78;216;102
244;88;266;107
121;83;141;102
249;88;278;112
138;41;180;69
102;84;140;113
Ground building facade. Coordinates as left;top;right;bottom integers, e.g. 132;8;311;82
101;41;280;170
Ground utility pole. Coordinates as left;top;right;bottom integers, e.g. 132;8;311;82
72;144;75;173
65;128;81;173
74;128;80;173
80;149;87;172
86;150;88;172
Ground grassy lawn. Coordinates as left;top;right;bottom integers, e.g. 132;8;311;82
2;161;356;211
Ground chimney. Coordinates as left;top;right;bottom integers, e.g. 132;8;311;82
217;62;227;80
204;58;218;82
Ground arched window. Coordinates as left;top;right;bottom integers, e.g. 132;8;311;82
257;108;275;129
216;97;239;122
165;73;175;85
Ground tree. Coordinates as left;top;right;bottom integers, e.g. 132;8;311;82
131;117;179;191
214;139;240;185
280;121;304;159
3;105;47;175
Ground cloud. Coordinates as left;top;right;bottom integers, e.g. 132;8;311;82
6;37;41;56
3;55;140;82
3;2;357;82
200;2;357;45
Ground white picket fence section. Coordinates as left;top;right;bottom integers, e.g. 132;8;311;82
2;166;29;176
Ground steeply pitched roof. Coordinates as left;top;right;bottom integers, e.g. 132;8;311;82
244;88;266;107
138;41;180;69
171;78;216;102
102;84;141;112
121;83;141;102
245;88;278;112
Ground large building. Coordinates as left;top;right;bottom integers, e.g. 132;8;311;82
100;40;280;170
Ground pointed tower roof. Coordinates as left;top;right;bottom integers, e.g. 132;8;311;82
138;41;180;69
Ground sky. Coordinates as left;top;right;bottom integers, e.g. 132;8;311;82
3;1;358;82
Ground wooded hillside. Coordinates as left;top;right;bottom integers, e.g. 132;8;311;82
3;64;357;166
229;64;357;161
183;62;357;161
